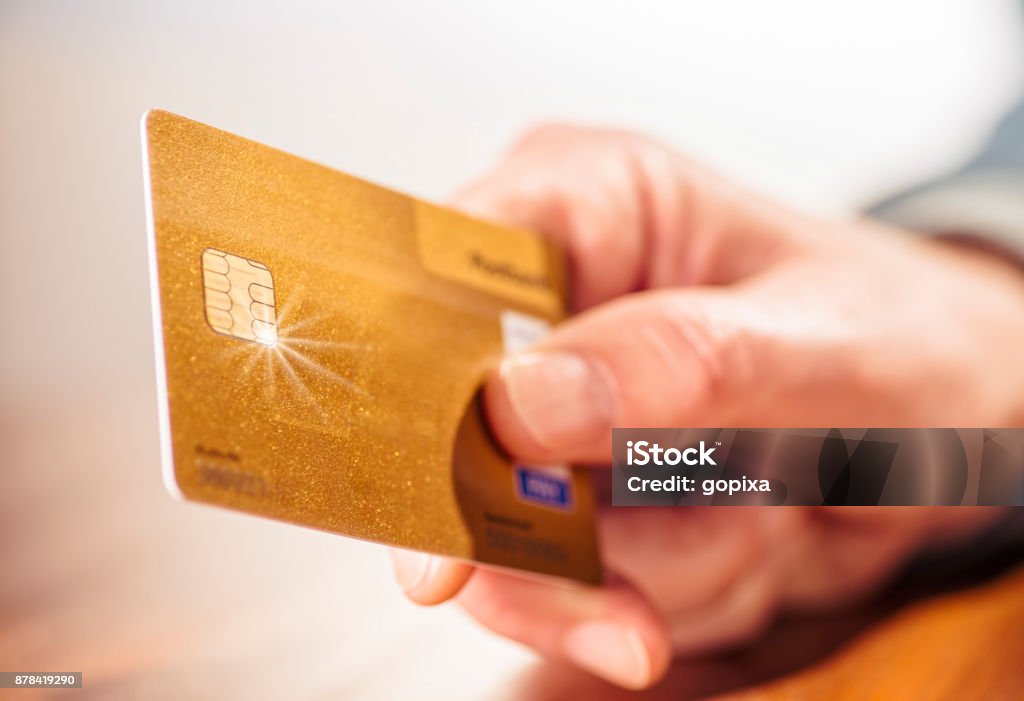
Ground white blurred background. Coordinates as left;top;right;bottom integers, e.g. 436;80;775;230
1;2;1022;698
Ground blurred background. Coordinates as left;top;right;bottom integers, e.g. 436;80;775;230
2;1;1023;698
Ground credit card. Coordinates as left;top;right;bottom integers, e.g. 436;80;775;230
142;110;602;583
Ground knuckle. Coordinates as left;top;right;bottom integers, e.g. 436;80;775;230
513;122;579;152
513;122;643;157
645;294;756;410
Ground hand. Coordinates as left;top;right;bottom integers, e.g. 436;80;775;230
390;125;1024;688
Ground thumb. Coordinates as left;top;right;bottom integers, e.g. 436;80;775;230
485;287;767;464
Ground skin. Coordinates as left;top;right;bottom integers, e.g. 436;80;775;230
389;125;1024;689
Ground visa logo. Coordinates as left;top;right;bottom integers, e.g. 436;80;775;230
515;465;573;510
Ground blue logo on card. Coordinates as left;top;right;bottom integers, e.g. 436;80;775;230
515;466;573;510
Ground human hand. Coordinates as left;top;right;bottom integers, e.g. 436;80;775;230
391;125;1024;688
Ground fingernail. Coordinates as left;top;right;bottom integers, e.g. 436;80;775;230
500;352;614;449
563;621;651;689
392;552;439;596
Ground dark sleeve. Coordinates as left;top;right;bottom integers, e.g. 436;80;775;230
869;96;1024;269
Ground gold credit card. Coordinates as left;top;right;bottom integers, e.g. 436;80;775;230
142;110;602;583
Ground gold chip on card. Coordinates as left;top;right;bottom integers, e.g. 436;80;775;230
201;248;279;346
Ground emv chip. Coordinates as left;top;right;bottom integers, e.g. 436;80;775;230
201;248;278;346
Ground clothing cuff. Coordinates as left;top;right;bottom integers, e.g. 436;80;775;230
869;170;1024;272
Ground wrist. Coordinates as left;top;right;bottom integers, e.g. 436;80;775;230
921;237;1024;424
